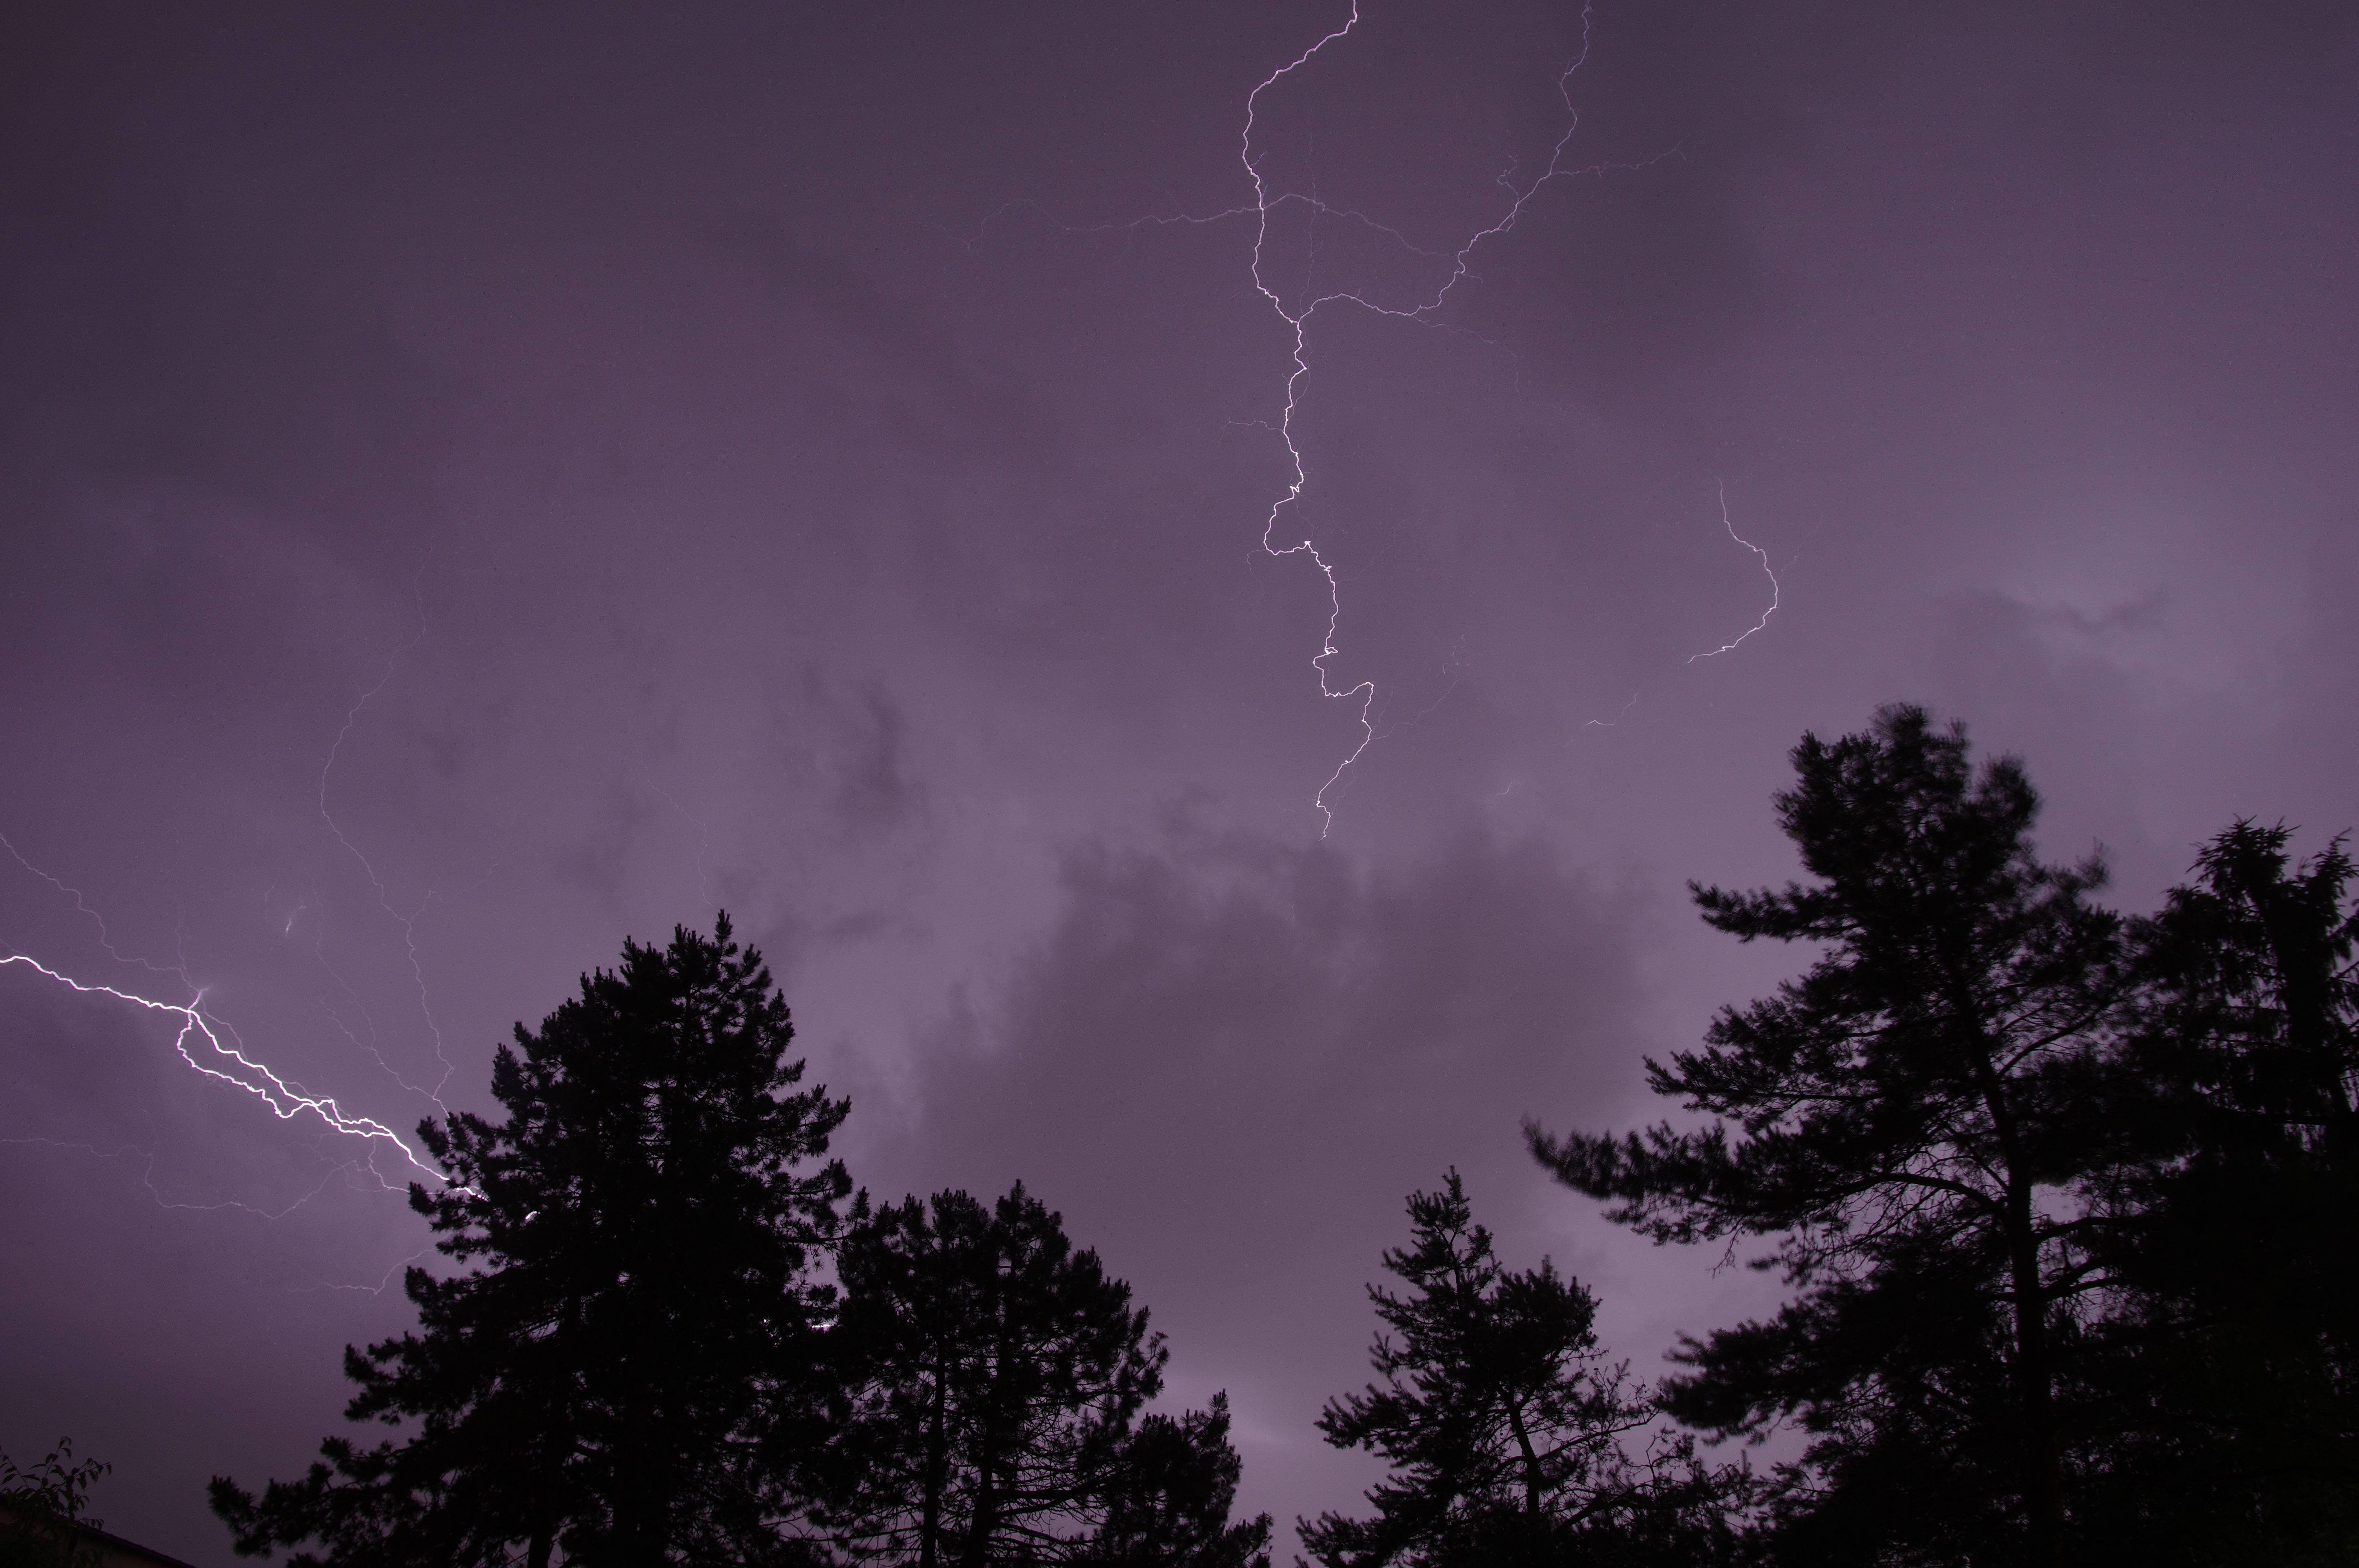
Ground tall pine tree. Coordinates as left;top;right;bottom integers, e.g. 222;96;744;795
212;915;852;1568
2079;823;2359;1562
1302;1172;1739;1568
1527;706;2127;1566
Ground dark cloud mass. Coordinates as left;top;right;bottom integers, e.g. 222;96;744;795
880;819;1669;1509
2;2;2354;1560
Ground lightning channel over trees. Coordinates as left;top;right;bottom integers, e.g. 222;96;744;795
205;918;1271;1568
152;704;2355;1568
184;710;2356;1565
209;916;856;1567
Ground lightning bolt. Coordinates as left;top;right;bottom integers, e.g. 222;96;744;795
983;3;1695;833
0;584;478;1211
1687;476;1781;662
0;951;452;1187
1240;4;1587;833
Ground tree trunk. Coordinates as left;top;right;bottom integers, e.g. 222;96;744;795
962;1451;999;1568
1974;1040;2066;1568
921;1376;948;1568
2004;1172;2066;1568
1504;1399;1545;1514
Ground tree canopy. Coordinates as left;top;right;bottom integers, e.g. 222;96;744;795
1;1439;109;1568
212;915;852;1568
1528;705;2128;1566
2077;822;2359;1562
824;1184;1269;1567
1303;1172;1742;1568
1527;707;2359;1565
187;708;2356;1568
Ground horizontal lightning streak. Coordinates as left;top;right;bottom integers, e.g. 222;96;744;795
1;571;487;1229
289;1243;436;1295
0;953;453;1186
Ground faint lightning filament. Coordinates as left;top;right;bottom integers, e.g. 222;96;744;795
1687;477;1780;662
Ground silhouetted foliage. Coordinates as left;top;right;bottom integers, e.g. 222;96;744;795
211;915;852;1568
193;708;2356;1566
2074;822;2359;1563
0;1439;107;1568
1527;706;2130;1568
821;1184;1269;1567
1303;1172;1751;1568
1071;1397;1269;1568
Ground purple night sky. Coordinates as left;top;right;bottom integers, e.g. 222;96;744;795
3;4;2354;1561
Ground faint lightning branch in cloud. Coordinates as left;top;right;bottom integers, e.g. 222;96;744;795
1687;477;1781;662
1583;691;1643;729
1;832;165;972
0;1134;368;1220
0;953;454;1186
644;773;717;915
289;1243;436;1296
315;558;461;1105
965;197;1457;268
1370;635;1496;742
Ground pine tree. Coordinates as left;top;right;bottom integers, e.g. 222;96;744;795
1301;1172;1733;1568
823;1184;1269;1567
1527;706;2127;1567
211;915;852;1568
1073;1397;1271;1568
2079;823;2359;1562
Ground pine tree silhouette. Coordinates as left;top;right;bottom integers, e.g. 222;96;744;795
1529;706;2128;1568
211;915;851;1568
1303;1171;1742;1568
824;1184;1269;1567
